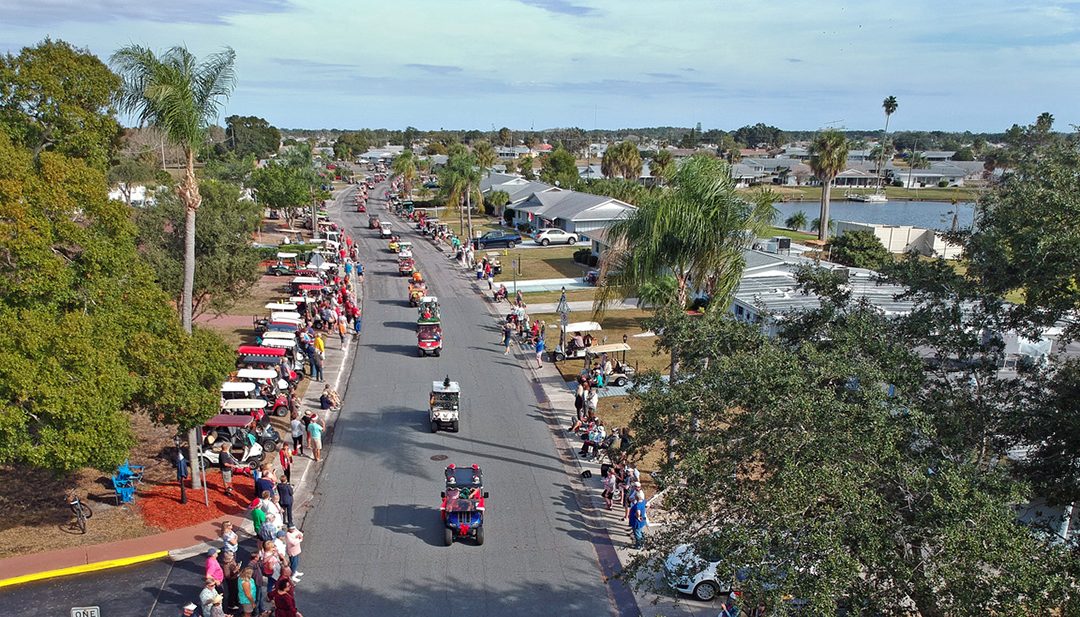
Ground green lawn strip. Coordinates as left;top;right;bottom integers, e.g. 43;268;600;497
493;246;588;282
522;289;598;304
768;226;817;241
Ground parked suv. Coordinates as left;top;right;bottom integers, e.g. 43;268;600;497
534;228;578;246
472;230;522;249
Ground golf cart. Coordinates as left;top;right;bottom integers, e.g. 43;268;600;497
268;252;299;276
379;222;393;238
368;214;381;229
408;281;427;307
418;321;443;357
397;241;413;256
417;296;440;323
221;398;272;428
200;414;279;468
429;377;460;433
236;368;294;413
550;321;603;362
398;255;416;276
585;343;636;387
485;251;503;275
389;237;401;252
440;464;488;546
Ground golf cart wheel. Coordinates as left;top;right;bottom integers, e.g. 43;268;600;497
475;526;485;545
506;241;516;249
444;528;454;546
419;349;425;357
252;452;265;465
693;581;720;602
540;238;550;246
451;421;459;433
261;440;278;453
433;349;441;357
614;377;627;387
554;352;566;362
274;405;289;417
430;420;439;433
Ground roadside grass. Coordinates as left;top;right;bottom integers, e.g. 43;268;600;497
495;245;587;282
530;308;664;382
522;288;598;305
768;226;818;241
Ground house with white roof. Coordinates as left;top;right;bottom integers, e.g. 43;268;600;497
507;189;636;240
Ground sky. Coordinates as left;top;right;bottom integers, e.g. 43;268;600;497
1;0;1078;132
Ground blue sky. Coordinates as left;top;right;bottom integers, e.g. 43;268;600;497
2;0;1077;132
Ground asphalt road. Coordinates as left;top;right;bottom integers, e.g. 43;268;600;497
297;183;623;616
0;180;630;617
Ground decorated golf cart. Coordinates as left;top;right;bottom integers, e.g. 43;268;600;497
550;321;603;362
398;255;416;276
440;463;488;546
417;296;440;323
417;321;442;357
429;376;460;433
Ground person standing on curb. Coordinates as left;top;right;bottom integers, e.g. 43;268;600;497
534;335;545;369
628;493;647;549
279;445;293;483
205;548;224;586
311;349;324;382
502;320;513;354
217;443;237;497
285;524;304;580
277;475;294;528
250;498;267;541
199;577;218;617
237;565;257;617
290;412;305;457
307;414;324;462
221;550;240;612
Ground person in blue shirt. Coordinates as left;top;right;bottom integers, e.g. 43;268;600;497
628;496;647;549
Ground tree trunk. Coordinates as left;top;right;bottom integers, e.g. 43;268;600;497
179;147;203;490
466;189;473;242
458;194;464;238
818;179;832;242
666;280;690;465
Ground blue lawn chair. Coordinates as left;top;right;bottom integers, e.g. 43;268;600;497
117;460;144;484
112;475;136;505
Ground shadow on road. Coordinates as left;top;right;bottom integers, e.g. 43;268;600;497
371;504;442;547
382;320;418;331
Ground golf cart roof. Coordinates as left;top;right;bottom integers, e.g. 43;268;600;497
398;241;412;247
236;368;277;380
268;318;302;328
265;302;297;311
271;311;303;321
221;382;257;393
260;338;296;349
587;343;631;354
432;380;460;393
419;296;438;303
204;414;254;428
445;464;483;487
380;222;393;229
261;331;295;340
221;398;268;411
276;252;298;259
298;284;325;291
288;296;308;303
236;345;286;357
561;321;603;334
291;276;322;285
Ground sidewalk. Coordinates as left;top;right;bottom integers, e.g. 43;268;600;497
524;297;639;313
461;266;719;617
0;185;364;589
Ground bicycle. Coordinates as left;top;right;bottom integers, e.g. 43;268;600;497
68;493;93;534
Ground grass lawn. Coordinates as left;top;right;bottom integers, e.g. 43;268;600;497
495;245;587;282
530;308;665;382
768;226;817;242
522;288;598;304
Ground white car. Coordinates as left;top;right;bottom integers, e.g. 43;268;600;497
533;228;578;246
663;544;731;601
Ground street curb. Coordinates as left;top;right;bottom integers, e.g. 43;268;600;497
0;550;169;588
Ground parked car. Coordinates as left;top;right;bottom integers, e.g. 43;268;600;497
534;228;578;246
664;544;731;601
472;230;522;249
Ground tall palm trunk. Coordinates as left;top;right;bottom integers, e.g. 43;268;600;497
818;178;833;241
466;189;473;242
178;147;203;488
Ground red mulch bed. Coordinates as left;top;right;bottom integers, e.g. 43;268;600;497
137;471;256;531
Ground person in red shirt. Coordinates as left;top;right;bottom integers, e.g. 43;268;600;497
270;578;302;617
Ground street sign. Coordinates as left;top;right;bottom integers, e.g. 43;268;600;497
71;607;100;617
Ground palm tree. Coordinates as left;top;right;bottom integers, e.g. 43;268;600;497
391;151;418;196
595;154;775;461
472;140;497;178
440;153;482;239
809;129;849;242
650;149;675;187
784;210;808;231
111;45;236;334
876;96;898;190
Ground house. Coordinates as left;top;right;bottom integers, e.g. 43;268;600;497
495;145;531;159
781;145;810;160
921;150;956;161
847;149;874;162
730;163;767;187
507;189;636;240
834;221;963;259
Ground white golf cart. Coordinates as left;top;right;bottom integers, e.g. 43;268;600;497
551;321;603;362
429;378;460;433
585;343;636;387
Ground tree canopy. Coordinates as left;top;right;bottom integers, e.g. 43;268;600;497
829;230;892;270
0;132;232;473
224;114;281;159
538;146;578;188
0;39;121;170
